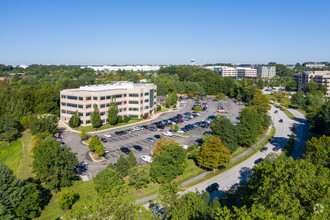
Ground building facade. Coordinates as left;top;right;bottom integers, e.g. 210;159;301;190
294;71;330;98
236;67;257;79
305;63;326;68
218;66;237;77
60;82;157;126
255;66;276;78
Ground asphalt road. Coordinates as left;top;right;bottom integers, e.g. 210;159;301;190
62;97;243;178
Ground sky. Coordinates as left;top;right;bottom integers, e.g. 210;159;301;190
0;0;329;65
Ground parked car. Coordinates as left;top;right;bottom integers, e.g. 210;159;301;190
260;147;268;152
149;126;157;132
115;131;123;136
133;145;143;151
274;110;278;114
254;158;264;164
206;183;219;192
104;148;109;154
177;129;184;134
120;147;131;154
273;147;281;152
279;119;283;123
154;134;161;139
140;155;152;163
104;133;111;138
195;138;203;145
162;131;174;137
100;138;107;143
146;137;155;142
132;126;140;131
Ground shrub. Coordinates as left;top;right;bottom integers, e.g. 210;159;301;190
143;114;148;119
156;105;162;111
123;116;131;123
187;144;199;152
117;116;123;123
59;192;79;210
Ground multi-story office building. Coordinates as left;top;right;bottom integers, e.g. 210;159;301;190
217;66;237;77
236;67;257;79
60;81;157;126
254;66;276;78
305;63;326;68
294;71;330;98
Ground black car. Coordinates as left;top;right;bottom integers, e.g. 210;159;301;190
149;126;157;132
154;134;161;139
260;147;268;152
115;131;122;135
254;158;264;165
206;183;219;192
156;124;165;129
133;145;143;151
279;119;283;123
100;138;107;143
203;131;212;135
195;138;203;145
120;147;130;154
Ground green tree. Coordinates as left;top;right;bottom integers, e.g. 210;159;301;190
107;97;118;125
0;115;20;144
194;106;202;112
30;115;58;135
197;136;231;170
88;136;98;151
90;104;101;129
150;143;187;182
250;90;270;111
127;151;137;169
59;192;80;210
211;117;238;152
116;155;130;177
123;115;131;123
306;82;319;94
215;93;226;100
0;162;24;219
237;107;261;147
307;101;330;135
32;138;78;190
285;80;297;91
68;110;81;128
95;142;105;156
290;91;306;108
256;77;264;89
93;166;124;195
128;166;150;189
305;135;330;168
79;126;89;140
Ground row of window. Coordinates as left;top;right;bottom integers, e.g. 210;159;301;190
61;100;152;108
62;107;147;116
61;93;156;101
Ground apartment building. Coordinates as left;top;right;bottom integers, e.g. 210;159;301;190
305;63;326;68
254;66;276;78
294;71;330;98
60;81;157;126
236;67;257;79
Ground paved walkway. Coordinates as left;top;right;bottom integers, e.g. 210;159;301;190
136;124;273;204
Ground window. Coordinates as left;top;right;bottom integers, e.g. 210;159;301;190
118;109;122;112
129;115;139;118
106;95;111;100
115;94;122;98
86;112;91;116
78;105;83;108
93;96;98;100
100;104;105;108
144;99;149;103
61;95;66;98
140;100;143;104
117;102;122;105
124;94;127;97
86;104;91;108
129;108;139;111
124;101;127;104
140;107;143;111
86;120;91;124
106;103;110;107
100;96;105;100
67;103;77;107
144;92;149;96
144;106;149;109
78;112;83;116
123;108;127;111
79;97;83;101
61;109;66;113
67;96;77;100
141;93;143;97
86;97;91;101
67;110;75;115
129;93;139;97
100;112;105;116
129;101;139;104
61;102;66;106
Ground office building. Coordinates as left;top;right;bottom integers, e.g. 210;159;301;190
60;81;157;126
294;71;330;98
255;66;276;78
82;65;162;72
305;63;326;68
236;67;257;79
217;66;237;77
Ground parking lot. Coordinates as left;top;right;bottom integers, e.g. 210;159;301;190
61;97;244;179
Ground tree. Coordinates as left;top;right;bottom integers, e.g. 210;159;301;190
197;136;231;170
93;166;124;195
308;101;330;135
59;192;80;210
290;91;306;108
128;166;150;189
305;135;330;168
107;97;118;125
158;182;181;211
150;143;187;182
306;82;319;94
127;151;137;169
79;126;89;140
215;93;226;100
0;115;20;144
257;77;264;89
116;155;130;177
123;115;130;123
194;106;202;112
250;90;270;111
30;115;58;135
152;137;176;155
285;80;297;91
237;107;262;147
68;110;81;128
0;162;24;219
95;142;105;156
90;104;101;129
88;136;99;151
211;117;238;152
32;138;78;190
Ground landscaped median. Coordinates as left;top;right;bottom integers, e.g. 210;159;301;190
273;104;296;119
173;132;189;138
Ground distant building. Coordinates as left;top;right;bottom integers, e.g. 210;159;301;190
60;81;157;126
254;66;276;78
236;67;257;79
294;71;330;98
218;66;237;77
82;65;162;72
305;63;326;68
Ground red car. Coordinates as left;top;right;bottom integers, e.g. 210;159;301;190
272;147;281;152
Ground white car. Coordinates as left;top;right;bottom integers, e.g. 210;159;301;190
104;133;111;138
132;126;140;131
140;155;152;163
104;149;109;154
182;145;189;150
162;131;174;137
177;130;184;134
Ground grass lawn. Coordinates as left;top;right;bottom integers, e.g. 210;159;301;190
39;180;98;220
273;104;296;119
231;147;246;158
76;119;145;132
17;131;34;180
0;140;22;176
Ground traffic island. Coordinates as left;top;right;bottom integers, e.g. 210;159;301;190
89;152;105;162
173;133;189;138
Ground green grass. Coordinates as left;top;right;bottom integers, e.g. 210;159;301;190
288;104;307;116
76;119;144;132
17;131;34;180
175;159;205;185
185;127;276;188
39;180;98;220
283;126;296;156
231;147;246;158
273;104;296;119
0;140;22;175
